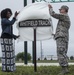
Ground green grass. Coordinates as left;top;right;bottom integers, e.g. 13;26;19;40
0;65;74;75
1;59;74;63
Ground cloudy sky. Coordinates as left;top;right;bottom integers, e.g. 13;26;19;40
0;0;74;59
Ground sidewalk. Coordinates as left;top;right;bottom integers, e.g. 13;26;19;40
0;63;74;66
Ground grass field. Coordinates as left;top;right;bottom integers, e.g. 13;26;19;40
0;60;74;64
0;65;74;75
0;60;74;75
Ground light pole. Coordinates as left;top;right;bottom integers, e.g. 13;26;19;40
23;0;37;72
40;41;43;60
24;0;28;65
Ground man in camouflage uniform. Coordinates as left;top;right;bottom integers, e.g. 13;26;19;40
48;5;71;75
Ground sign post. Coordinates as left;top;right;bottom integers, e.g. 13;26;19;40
32;0;37;72
33;28;37;72
19;0;52;72
19;19;51;72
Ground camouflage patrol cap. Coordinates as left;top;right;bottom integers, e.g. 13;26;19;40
59;5;69;11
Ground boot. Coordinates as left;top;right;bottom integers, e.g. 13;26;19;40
58;66;69;75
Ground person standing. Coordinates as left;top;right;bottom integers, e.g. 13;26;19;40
0;8;19;72
48;5;71;75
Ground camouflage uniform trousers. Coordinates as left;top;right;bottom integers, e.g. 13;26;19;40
56;37;69;67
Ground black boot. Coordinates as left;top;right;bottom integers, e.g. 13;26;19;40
58;66;69;75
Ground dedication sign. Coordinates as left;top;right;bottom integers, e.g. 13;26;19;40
17;2;53;41
19;19;51;27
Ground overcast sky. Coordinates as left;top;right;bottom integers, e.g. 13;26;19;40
0;0;74;59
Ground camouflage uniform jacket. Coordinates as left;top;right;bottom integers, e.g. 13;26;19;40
49;8;71;42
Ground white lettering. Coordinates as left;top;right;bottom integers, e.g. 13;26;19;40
19;20;51;27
